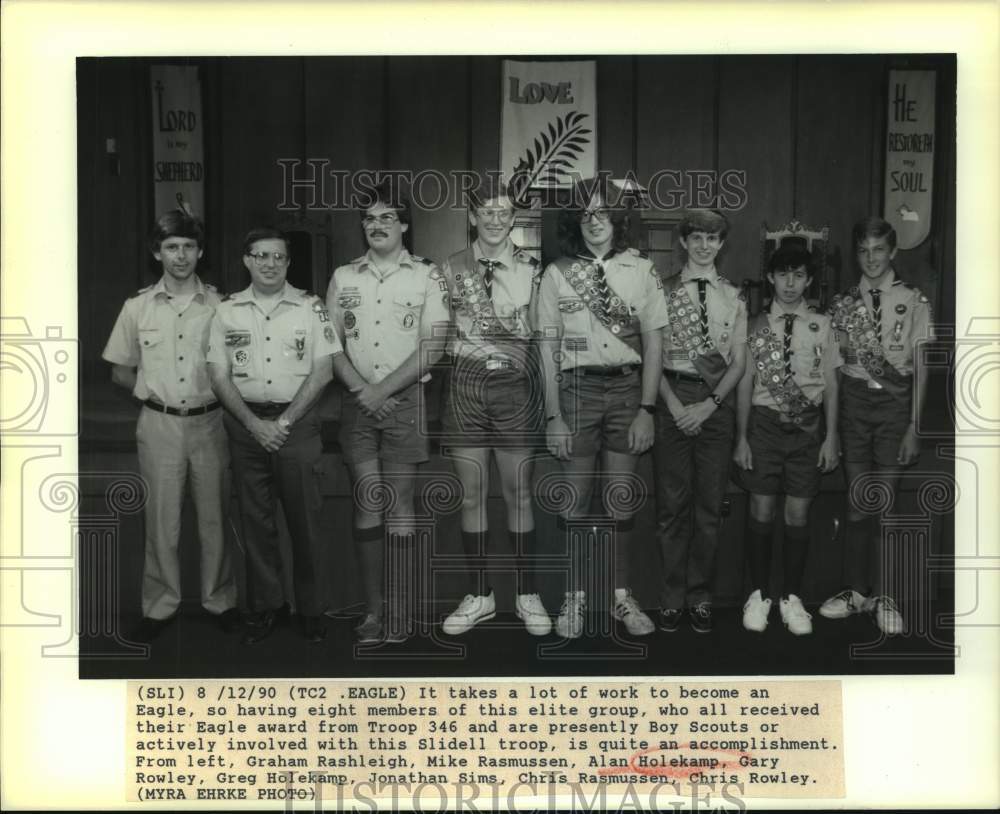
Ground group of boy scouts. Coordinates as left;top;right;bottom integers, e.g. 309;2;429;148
103;175;934;648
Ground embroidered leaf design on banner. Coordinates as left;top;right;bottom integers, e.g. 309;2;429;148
510;111;593;202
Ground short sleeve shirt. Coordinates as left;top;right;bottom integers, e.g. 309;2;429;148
750;300;842;409
207;282;342;402
662;266;747;374
327;248;450;384
834;270;935;384
102;275;221;408
536;248;669;370
442;239;540;360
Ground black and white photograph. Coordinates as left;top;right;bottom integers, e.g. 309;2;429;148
74;53;957;679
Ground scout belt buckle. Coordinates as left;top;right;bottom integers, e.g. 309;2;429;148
178;405;190;416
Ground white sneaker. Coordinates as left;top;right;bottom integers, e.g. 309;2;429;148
818;589;870;619
515;593;552;636
871;595;905;636
779;594;813;636
611;590;655;636
442;591;496;635
555;591;587;639
742;589;772;633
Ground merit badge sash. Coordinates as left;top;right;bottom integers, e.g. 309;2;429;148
748;313;819;431
553;255;642;356
663;275;729;389
448;248;526;341
829;287;912;401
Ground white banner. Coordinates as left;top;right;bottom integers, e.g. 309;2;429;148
883;69;935;250
151;65;205;218
500;60;596;191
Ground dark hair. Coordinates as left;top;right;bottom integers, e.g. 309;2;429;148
852;216;897;251
679;209;729;241
467;174;523;211
242;226;289;257
768;244;814;276
557;175;631;257
358;180;412;227
147;210;205;254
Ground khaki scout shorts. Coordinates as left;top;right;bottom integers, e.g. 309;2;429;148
839;375;912;468
736;405;824;498
558;368;641;457
339;383;429;466
440;356;544;449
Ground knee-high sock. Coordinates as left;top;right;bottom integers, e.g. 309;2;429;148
746;517;774;599
460;530;490;595
844;517;873;596
782;523;810;599
613;517;635;590
511;530;537;595
387;531;416;627
354;525;384;615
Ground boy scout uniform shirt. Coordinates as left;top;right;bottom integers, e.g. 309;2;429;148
662;266;747;374
327;248;450;384
102;275;221;408
207;282;342;403
835;269;934;385
750;300;842;409
536;248;669;370
442;238;538;361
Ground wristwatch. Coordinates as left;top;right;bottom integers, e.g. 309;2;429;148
639;403;656;415
277;416;292;430
708;394;723;408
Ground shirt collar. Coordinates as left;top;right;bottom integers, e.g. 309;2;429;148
681;265;720;286
859;268;896;294
473;238;515;270
231;282;304;307
769;299;812;320
577;247;617;264
359;247;414;277
152;274;207;301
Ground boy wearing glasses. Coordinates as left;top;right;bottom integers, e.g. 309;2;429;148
732;243;841;636
438;180;550;636
103;209;238;643
537;176;669;639
819;216;934;636
655;209;747;635
207;227;342;644
326;183;450;643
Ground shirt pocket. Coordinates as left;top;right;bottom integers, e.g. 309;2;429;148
393;289;425;331
709;299;738;349
556;296;589;334
137;328;166;363
281;325;311;376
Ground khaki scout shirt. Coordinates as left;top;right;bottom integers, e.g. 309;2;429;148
662;265;747;374
536;248;669;370
750;300;842;409
102;275;221;408
835;270;934;385
442;238;539;361
207;282;342;403
327;248;450;384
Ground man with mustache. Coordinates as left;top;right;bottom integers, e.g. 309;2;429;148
103;209;239;643
327;183;450;643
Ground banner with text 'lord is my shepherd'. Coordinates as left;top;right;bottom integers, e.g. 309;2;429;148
501;60;596;196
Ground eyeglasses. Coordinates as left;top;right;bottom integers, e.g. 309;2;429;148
247;251;289;266
362;213;400;227
579;208;612;224
476;208;514;223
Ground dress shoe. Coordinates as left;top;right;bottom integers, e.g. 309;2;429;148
129;615;177;643
216;608;242;634
300;614;327;643
242;610;277;645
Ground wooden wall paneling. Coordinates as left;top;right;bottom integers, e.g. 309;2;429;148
794;55;883;296
218;58;305;293
387;57;470;268
596;56;635;179
304;56;387;279
716;55;795;288
467;56;502;183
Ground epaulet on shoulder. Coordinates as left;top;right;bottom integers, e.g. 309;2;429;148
627;247;649;260
515;248;540;267
413;255;434;266
896;278;930;302
722;277;738;288
131;284;154;298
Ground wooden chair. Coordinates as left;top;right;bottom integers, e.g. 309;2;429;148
746;219;834;315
